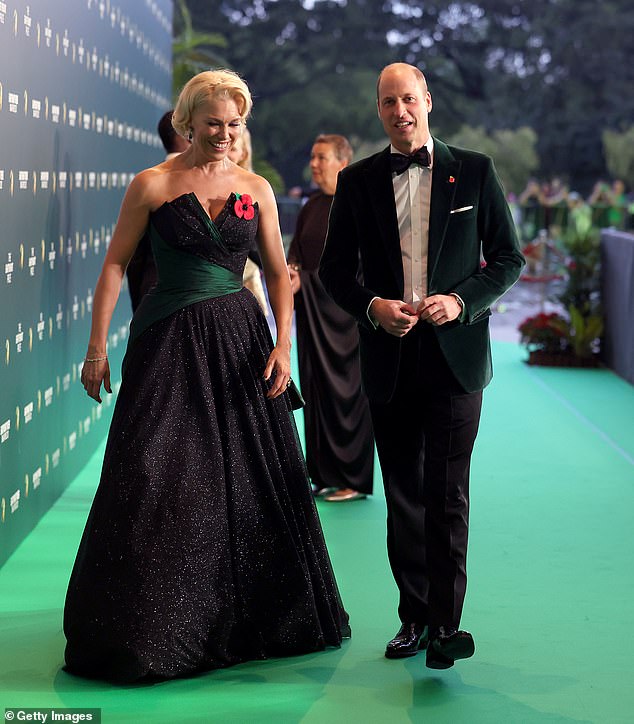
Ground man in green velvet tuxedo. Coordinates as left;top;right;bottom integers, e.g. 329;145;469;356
319;63;524;669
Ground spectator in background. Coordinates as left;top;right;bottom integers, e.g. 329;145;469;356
587;179;613;206
607;179;627;229
541;177;569;235
158;110;191;160
541;177;569;206
588;180;617;228
288;134;374;502
518;178;544;241
126;111;190;311
567;191;593;234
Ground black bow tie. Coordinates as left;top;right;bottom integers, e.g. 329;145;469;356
390;148;430;175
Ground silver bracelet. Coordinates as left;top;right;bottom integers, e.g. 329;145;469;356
84;355;108;363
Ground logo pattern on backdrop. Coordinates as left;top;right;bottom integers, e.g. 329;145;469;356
0;0;172;565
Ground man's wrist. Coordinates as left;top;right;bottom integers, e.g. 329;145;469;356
367;296;380;329
449;292;465;321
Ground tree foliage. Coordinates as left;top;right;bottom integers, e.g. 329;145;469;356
447;125;538;194
181;0;634;190
172;0;228;102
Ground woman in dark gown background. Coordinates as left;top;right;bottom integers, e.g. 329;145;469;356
287;135;374;503
64;70;349;683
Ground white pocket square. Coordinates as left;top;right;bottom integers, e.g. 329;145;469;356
450;205;474;214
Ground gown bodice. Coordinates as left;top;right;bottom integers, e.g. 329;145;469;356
128;192;259;349
151;192;258;276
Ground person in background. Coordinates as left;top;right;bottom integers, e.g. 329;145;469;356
566;191;593;234
587;180;617;228
320;63;524;668
228;126;269;315
64;69;350;683
607;179;627;229
158;109;191;160
517;177;544;241
287;134;374;503
125;110;190;311
540;177;569;235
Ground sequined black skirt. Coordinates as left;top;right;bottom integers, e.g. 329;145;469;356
63;289;350;682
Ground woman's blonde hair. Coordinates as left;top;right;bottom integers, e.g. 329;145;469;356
172;69;252;138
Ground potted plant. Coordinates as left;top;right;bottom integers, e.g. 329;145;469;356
518;312;570;364
517;217;603;366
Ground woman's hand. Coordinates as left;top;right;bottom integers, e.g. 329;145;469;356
81;357;112;404
288;265;301;294
263;344;291;399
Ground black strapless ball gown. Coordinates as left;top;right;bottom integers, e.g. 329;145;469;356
63;193;350;682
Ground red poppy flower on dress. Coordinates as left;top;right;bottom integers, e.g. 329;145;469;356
449;176;455;183
234;193;255;220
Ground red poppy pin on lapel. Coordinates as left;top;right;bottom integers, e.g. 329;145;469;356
449;176;455;184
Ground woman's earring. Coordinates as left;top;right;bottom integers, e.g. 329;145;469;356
188;129;193;142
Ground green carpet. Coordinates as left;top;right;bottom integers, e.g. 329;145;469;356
1;342;633;723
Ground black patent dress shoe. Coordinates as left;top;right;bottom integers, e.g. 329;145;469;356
385;623;429;659
312;485;337;497
426;626;475;670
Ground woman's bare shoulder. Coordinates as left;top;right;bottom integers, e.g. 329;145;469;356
127;165;174;208
239;170;275;206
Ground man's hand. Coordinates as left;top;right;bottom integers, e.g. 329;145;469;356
417;294;462;326
370;298;419;337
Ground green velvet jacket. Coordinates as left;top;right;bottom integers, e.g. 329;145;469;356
319;138;525;401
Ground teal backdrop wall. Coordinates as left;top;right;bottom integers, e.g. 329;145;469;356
0;0;173;567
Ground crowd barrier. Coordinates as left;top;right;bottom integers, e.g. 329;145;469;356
601;230;634;384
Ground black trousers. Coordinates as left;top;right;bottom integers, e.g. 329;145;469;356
370;323;483;633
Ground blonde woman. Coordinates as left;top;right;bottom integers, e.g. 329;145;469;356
64;70;349;683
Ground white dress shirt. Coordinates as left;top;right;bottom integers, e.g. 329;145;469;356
366;139;435;326
391;139;434;304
